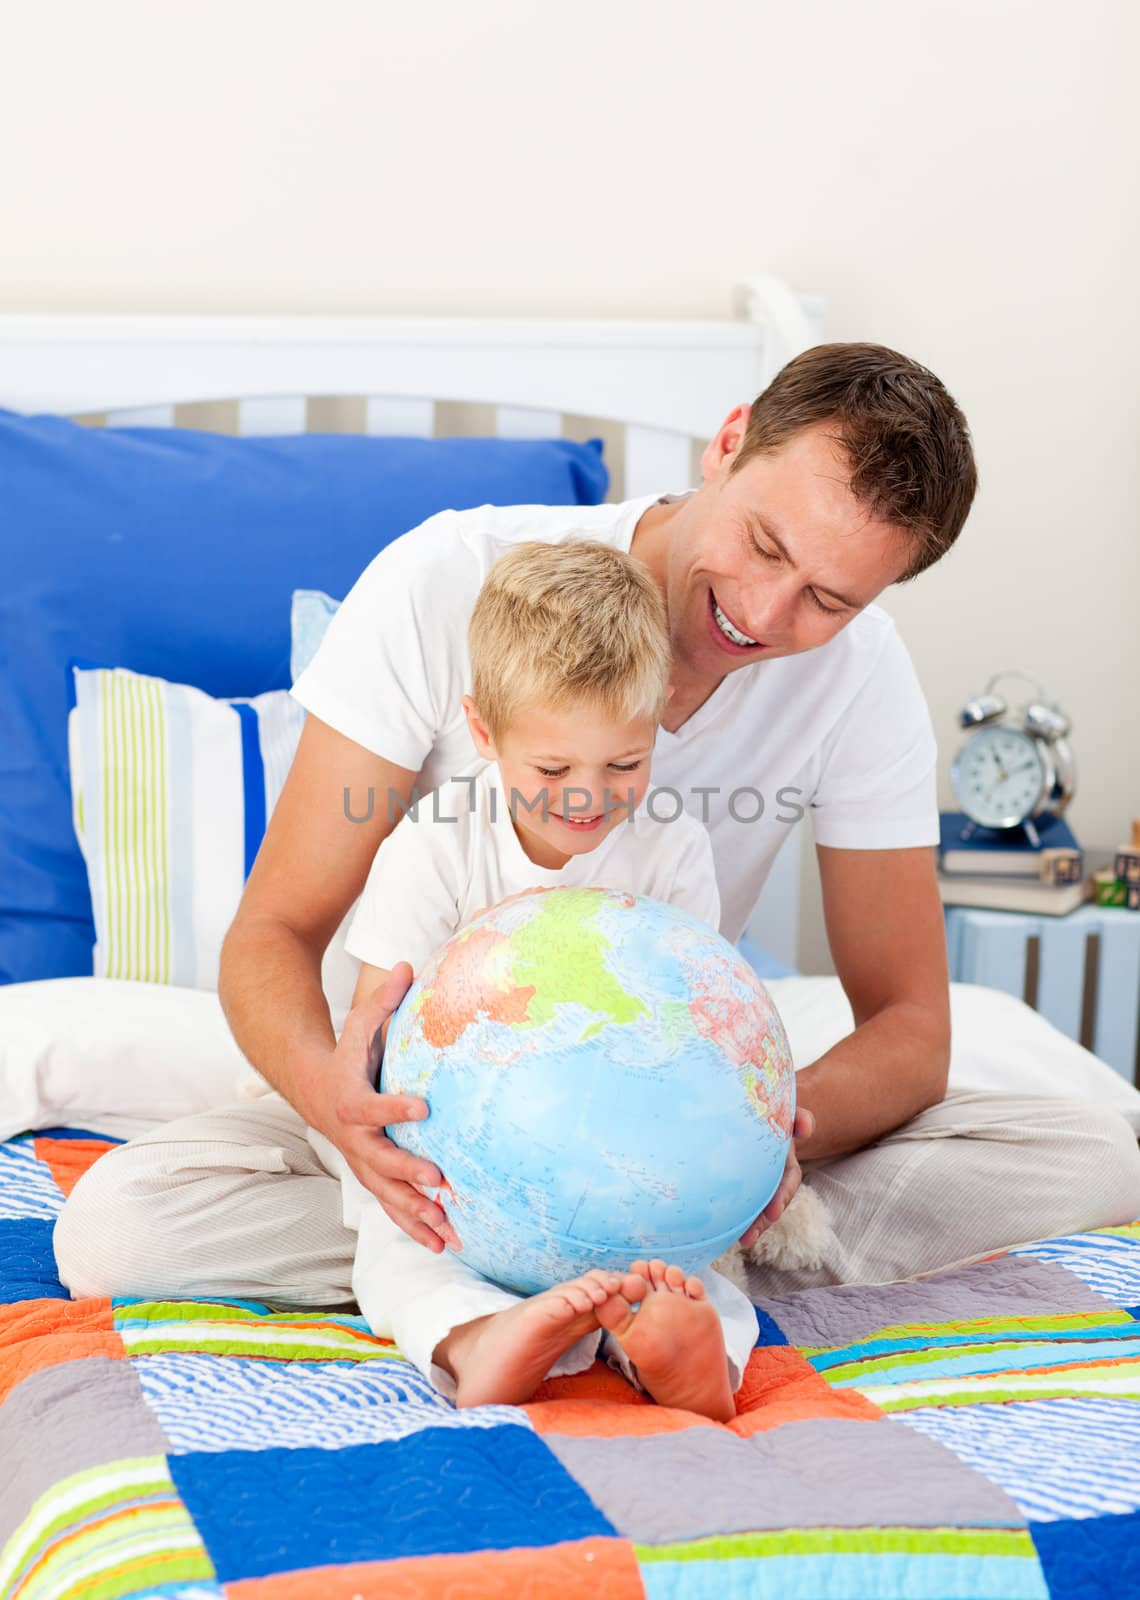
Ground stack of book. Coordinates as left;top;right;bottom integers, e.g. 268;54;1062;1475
937;812;1086;915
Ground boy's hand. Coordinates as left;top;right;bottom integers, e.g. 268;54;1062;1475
737;1106;816;1249
312;964;456;1253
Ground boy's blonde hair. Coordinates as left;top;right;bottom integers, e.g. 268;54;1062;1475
468;540;671;738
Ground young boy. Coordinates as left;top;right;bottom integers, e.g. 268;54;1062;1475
310;540;759;1421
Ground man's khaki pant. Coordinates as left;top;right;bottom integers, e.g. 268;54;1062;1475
53;1088;1140;1305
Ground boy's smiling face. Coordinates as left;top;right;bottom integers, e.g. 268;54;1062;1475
462;697;657;870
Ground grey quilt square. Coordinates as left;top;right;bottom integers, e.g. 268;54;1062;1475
753;1254;1112;1348
548;1416;1025;1544
0;1357;172;1549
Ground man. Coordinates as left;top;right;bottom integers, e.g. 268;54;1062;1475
54;344;1140;1304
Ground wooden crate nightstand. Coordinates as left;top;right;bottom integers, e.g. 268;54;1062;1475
945;905;1140;1084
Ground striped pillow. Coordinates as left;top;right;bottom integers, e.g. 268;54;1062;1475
68;665;305;988
290;588;340;683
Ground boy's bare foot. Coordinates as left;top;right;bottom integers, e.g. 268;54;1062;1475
436;1268;647;1408
601;1258;735;1422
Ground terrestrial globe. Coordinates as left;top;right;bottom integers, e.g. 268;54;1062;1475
381;885;795;1294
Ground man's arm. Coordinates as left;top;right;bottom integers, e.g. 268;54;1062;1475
218;714;451;1249
795;843;951;1162
220;713;409;1093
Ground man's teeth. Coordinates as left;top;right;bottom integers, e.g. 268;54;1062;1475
713;599;759;648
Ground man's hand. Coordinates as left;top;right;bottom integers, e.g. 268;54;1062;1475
308;964;457;1253
737;1106;816;1249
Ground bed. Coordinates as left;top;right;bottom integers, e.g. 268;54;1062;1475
2;1126;1139;1598
2;285;1140;1599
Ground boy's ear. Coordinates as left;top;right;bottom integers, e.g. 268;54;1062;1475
462;695;496;760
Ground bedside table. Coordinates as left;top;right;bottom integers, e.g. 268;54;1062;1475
944;904;1140;1083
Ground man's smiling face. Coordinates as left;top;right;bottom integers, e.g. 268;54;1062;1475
664;417;915;680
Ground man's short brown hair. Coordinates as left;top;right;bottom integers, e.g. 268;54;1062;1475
731;343;977;578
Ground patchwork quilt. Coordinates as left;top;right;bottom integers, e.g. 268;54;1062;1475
1;1129;1139;1600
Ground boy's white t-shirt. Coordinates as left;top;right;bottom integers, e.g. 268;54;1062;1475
345;764;721;978
294;495;939;945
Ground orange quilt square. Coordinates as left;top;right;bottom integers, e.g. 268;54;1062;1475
522;1343;885;1437
0;1296;124;1402
33;1137;117;1198
729;1344;885;1435
527;1395;716;1438
226;1536;643;1600
526;1359;713;1437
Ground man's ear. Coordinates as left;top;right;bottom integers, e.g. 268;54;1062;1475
462;694;496;760
698;402;751;482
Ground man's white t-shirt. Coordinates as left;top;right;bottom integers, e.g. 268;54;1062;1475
293;495;939;945
344;764;721;978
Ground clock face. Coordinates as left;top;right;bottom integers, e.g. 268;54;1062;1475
952;727;1046;829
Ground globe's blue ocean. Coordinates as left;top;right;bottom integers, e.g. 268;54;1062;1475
382;886;795;1294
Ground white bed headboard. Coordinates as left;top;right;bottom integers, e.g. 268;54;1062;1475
0;272;822;966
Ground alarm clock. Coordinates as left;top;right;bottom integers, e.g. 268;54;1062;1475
950;671;1076;845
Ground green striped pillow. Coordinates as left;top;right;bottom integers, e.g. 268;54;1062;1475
68;665;305;988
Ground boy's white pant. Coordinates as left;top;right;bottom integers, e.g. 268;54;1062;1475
310;1129;758;1400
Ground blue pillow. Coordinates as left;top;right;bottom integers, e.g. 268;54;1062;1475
0;411;607;984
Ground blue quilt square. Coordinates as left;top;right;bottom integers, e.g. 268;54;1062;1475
753;1307;789;1346
168;1422;615;1580
1031;1509;1140;1600
0;1218;67;1302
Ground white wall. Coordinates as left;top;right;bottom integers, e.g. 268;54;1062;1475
3;0;1136;972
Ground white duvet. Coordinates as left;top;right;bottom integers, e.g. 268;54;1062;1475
1;974;1138;1144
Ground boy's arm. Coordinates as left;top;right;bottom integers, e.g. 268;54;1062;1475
352;961;394;1009
342;780;467;981
347;963;402;1056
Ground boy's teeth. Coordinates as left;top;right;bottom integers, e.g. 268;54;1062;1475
713;599;759;648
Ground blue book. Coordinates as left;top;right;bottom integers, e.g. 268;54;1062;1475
939;811;1081;876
